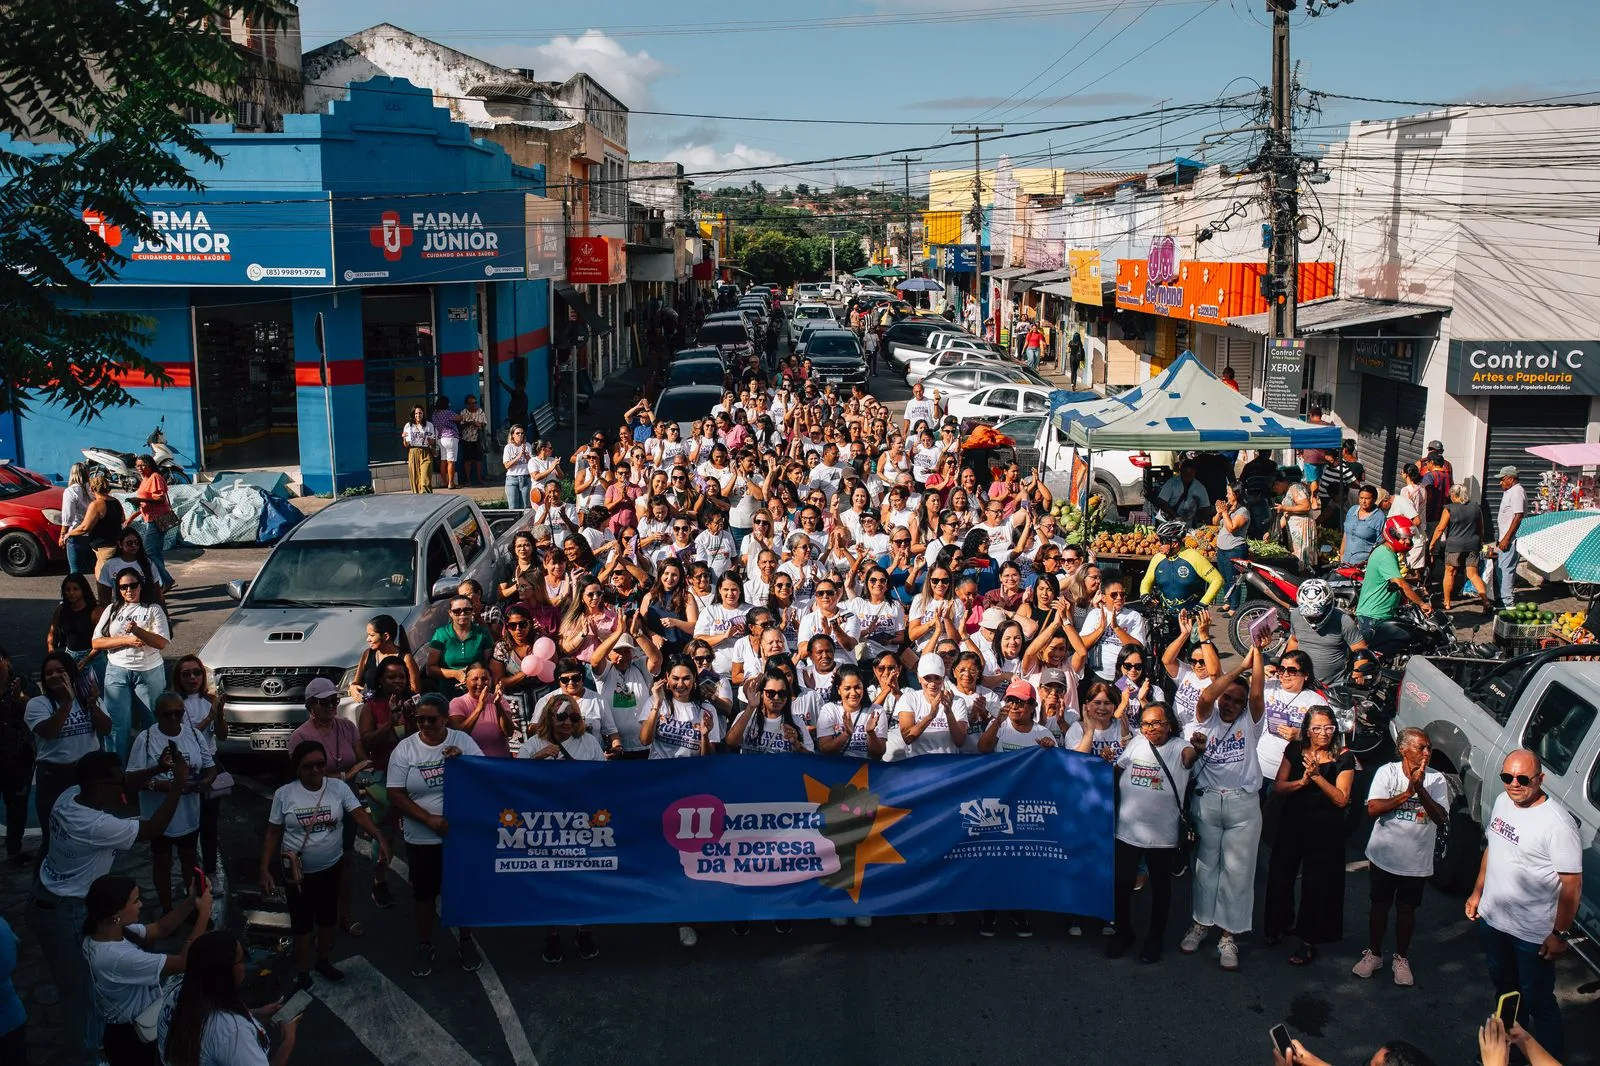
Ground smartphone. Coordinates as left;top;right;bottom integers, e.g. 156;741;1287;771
1496;990;1521;1028
1269;1025;1293;1059
190;865;209;899
276;989;315;1026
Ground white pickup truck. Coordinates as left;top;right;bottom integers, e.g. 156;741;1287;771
984;412;1149;512
1393;645;1600;977
199;495;530;755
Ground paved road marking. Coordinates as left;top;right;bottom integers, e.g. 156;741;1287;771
312;955;480;1066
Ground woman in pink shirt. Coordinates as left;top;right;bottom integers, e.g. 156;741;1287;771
448;663;515;758
132;456;176;589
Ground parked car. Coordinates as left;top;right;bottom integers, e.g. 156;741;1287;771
654;384;729;437
801;331;868;390
0;461;65;576
980;413;1148;511
791;302;835;328
1392;645;1600;977
906;349;1016;386
200;495;532;755
882;318;968;369
920;364;1053;402
795;322;850;359
665;357;729;389
947;383;1055;422
695;320;755;359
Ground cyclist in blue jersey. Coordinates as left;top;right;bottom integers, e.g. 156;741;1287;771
1140;522;1223;612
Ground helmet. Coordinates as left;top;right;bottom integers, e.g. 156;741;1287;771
1155;521;1187;544
1382;514;1415;553
1296;578;1334;622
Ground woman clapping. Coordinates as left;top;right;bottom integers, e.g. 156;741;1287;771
1264;706;1355;965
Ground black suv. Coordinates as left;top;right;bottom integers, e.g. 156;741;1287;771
803;331;868;389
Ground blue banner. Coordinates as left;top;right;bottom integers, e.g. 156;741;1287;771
332;191;527;286
81;191;334;287
441;749;1113;928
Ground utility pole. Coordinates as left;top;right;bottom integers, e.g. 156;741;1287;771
1265;1;1298;342
892;154;921;271
952;126;1001;334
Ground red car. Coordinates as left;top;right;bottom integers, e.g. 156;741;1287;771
0;462;65;576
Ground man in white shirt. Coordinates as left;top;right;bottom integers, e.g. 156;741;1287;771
902;382;936;436
1352;728;1449;987
1466;748;1583;1059
1494;466;1526;609
806;443;848;504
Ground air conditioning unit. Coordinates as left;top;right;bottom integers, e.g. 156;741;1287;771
234;100;262;129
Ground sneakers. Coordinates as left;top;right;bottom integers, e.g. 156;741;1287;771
576;931;598;960
1218;934;1240;971
978;913;998;938
1068;923;1084;937
313;959;346;983
371;879;395;910
1012;915;1033;939
678;925;698;948
457;937;482;972
543;934;564;964
853;916;872;928
1100;922;1117;938
1351;949;1384;979
412;943;435;978
1179;923;1211;955
1391;955;1414;987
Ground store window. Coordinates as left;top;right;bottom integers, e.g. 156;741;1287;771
363;288;436;466
193;294;298;471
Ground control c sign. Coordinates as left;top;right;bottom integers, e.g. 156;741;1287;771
1446;339;1600;395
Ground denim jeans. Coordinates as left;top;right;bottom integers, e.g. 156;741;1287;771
136;517;174;587
1215;544;1248;610
1497;543;1519;605
1479;920;1564;1060
65;535;94;576
103;662;164;764
30;888;100;1065
505;474;531;510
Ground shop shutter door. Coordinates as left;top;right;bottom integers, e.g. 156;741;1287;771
1356;381;1427;493
1218;335;1257;397
1483;396;1589;520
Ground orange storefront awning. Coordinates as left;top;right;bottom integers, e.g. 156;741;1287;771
1113;258;1335;326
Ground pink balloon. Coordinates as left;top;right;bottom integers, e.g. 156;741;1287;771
520;654;541;676
532;637;557;661
532;659;557;683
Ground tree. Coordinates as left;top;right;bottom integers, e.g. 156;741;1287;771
0;0;280;418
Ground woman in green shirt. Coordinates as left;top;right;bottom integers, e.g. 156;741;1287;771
426;595;494;698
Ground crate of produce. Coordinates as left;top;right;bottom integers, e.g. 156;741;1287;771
1493;603;1554;647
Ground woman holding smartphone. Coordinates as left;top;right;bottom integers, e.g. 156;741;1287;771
261;740;390;992
25;652;111;865
126;694;216;915
84;873;213;1066
160;931;299;1066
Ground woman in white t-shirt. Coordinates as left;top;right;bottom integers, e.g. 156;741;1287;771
896;653;968;758
91;573;170;765
126;694;216;915
816;665;887;763
170;656;227;877
1066;682;1131;763
1108;702;1200;963
516;693;605;963
26;652;112;864
385;694;485;978
261;739;389;992
848;566;907;663
1018;612;1083;726
84;873;213;1066
693;574;752;676
1181;644;1268;971
729;667;816;756
1256;650;1322;786
159;930;297;1066
947;652;992;754
1160;610;1221;730
973;679;1057;937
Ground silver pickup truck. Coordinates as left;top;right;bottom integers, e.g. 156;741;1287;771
1393;646;1600;976
198;494;528;756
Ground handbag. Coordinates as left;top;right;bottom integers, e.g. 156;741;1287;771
152;510;180;534
1151;741;1198;877
133;977;176;1042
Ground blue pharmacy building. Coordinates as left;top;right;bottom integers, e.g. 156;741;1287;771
0;79;564;493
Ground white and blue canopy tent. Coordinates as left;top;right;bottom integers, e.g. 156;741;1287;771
1049;350;1341;509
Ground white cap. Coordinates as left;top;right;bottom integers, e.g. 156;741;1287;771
917;653;946;680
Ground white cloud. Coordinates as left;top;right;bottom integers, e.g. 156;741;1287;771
513;30;667;108
662;142;795;176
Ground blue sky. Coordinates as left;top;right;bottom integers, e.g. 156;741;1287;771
296;0;1600;193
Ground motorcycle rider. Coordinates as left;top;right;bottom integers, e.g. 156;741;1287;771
1140;522;1223;612
1353;516;1433;644
1284;579;1368;685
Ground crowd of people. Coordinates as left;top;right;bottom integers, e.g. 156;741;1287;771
0;295;1575;1066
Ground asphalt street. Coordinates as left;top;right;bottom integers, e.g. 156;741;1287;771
3;326;1597;1065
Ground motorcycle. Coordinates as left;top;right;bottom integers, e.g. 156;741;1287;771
82;417;193;491
1225;556;1364;656
1361;602;1498;670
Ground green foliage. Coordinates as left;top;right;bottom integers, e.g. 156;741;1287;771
0;0;281;419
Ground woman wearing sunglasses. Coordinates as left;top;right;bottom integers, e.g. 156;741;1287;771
261;739;390;991
532;659;621;753
489;604;539;740
728;668;815;755
126;693;217;915
1263;705;1354;965
1113;644;1153;724
1257;649;1321;790
846;566;907;665
906;566;959;667
1162;610;1221;730
424;596;493;700
386;693;485;977
91;569;171;764
1075;578;1145;687
518;693;603;962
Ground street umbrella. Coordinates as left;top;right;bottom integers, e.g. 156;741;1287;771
1513;510;1600;583
897;277;942;292
855;265;890;278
